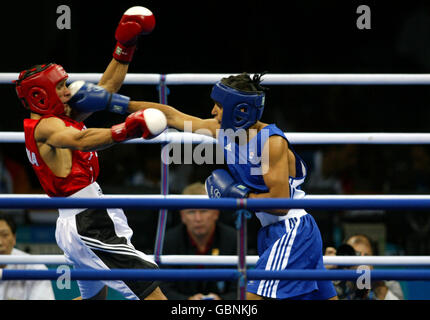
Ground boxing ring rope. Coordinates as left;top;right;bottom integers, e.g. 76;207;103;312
2;269;430;282
2;254;430;267
3;194;430;200
4;131;430;145
3;73;430;85
1;197;430;210
3;73;430;298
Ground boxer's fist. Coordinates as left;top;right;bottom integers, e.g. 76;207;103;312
113;6;156;63
68;81;130;114
116;6;155;45
205;169;250;199
111;108;167;142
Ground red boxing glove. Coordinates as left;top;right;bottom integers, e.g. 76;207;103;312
113;6;156;63
111;109;167;142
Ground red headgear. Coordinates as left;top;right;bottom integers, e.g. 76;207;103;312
14;63;68;116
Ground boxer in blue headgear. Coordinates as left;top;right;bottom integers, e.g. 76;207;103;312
210;77;265;131
128;72;337;301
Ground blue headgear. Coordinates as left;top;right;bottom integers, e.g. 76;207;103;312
211;81;265;131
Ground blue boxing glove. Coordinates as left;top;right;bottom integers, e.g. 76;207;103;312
67;80;130;114
205;169;250;199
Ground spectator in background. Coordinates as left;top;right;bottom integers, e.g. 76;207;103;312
325;243;369;300
346;234;404;300
160;182;238;300
0;213;55;300
325;234;404;300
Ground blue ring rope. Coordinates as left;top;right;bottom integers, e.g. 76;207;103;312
0;198;430;210
2;269;430;281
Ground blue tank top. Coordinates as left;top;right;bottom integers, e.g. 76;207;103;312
218;124;308;197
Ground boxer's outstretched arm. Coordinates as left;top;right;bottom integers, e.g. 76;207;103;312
98;59;129;93
35;117;115;152
36;109;165;152
127;101;219;137
72;6;155;121
98;6;155;92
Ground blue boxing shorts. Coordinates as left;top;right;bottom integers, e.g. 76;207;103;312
247;210;337;300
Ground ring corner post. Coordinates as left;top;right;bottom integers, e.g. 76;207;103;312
153;75;170;265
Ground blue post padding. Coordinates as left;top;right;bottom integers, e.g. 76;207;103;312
153;73;170;263
2;269;430;281
1;197;430;210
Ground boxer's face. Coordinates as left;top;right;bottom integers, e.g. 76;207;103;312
211;103;223;125
56;79;72;115
56;79;71;104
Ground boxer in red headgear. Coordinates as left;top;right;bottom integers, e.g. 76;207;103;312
14;7;168;301
15;63;68;116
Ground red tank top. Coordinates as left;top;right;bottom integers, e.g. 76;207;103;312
23;115;100;197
